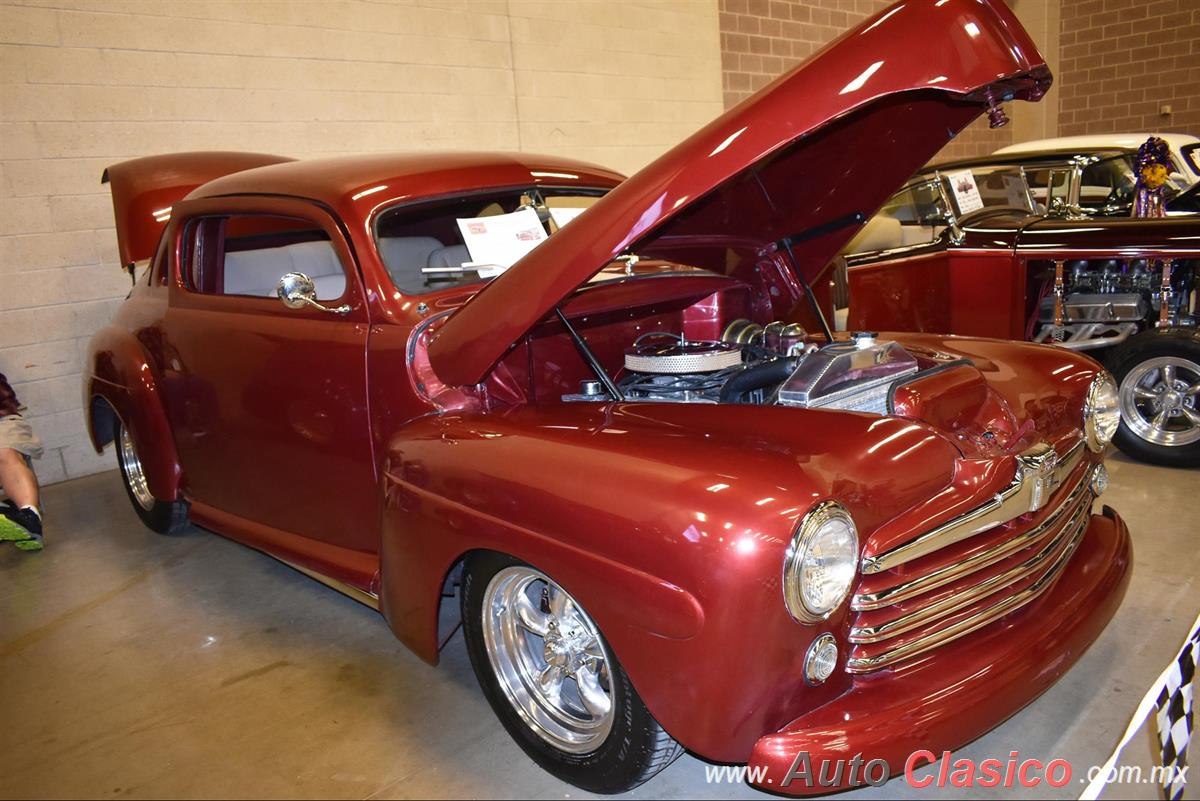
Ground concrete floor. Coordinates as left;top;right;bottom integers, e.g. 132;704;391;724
1;453;1197;800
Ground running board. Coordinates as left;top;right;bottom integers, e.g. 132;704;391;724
278;557;380;610
185;500;381;610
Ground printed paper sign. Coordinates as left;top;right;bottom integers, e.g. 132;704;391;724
947;170;984;214
1001;174;1028;208
548;206;587;229
456;207;548;276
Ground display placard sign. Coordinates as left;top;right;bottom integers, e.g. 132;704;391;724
456;207;548;278
548;206;587;229
947;170;984;214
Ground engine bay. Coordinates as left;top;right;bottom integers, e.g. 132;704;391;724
563;320;926;415
1031;257;1197;350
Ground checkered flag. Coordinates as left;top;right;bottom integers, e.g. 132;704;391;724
1081;611;1200;801
1156;623;1200;801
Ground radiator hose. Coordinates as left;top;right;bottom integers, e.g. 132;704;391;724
719;358;797;404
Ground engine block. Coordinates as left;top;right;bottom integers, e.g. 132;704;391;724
1032;257;1197;350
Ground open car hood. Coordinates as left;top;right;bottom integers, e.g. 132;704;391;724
428;0;1050;387
103;151;295;267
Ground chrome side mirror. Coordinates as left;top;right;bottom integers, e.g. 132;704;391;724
275;272;350;315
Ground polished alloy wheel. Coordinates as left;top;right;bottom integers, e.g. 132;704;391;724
1118;356;1200;448
119;426;155;511
481;566;614;754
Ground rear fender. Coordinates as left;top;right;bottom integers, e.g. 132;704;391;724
85;325;181;502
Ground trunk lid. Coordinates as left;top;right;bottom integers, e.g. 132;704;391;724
102;151;295;267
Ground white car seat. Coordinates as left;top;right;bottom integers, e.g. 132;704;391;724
223;240;347;300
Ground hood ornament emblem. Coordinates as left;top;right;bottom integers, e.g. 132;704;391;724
1018;443;1060;512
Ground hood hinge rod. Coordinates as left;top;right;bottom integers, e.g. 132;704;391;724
554;307;624;401
778;235;837;344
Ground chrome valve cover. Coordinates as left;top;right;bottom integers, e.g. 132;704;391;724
777;337;919;413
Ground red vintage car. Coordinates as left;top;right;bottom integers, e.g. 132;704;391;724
85;0;1131;794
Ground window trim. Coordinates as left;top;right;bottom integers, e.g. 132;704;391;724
180;211;352;303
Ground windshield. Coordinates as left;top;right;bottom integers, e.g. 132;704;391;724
1025;155;1190;217
874;165;1033;232
1026;155;1138;216
1169;181;1200;214
374;186;610;295
935;165;1036;217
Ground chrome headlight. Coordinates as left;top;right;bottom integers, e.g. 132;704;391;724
1084;372;1120;452
783;501;859;622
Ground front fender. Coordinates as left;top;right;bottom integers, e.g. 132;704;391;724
378;401;960;761
86;324;181;502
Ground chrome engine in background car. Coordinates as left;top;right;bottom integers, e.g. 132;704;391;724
1033;258;1197;350
564;323;928;414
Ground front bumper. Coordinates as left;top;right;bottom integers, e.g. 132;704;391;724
747;506;1131;796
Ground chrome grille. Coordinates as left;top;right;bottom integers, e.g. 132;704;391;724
846;443;1093;674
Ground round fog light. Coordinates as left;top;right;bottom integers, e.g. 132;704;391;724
804;634;839;685
1091;463;1109;496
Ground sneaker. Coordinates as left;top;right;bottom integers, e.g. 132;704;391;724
0;504;42;551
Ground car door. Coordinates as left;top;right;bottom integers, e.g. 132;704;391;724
160;196;378;554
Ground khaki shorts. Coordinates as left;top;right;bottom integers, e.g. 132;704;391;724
0;415;43;459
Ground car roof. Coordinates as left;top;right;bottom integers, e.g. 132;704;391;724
919;149;1129;175
186;151;627;209
995;133;1200;155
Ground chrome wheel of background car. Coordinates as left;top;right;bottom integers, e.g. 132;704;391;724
481;566;614;754
1119;356;1200;447
119;426;155;511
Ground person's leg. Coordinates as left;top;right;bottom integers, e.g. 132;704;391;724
0;415;44;549
0;446;40;510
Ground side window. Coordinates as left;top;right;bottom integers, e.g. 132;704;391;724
183;214;347;300
1183;143;1200;177
1078;159;1135;211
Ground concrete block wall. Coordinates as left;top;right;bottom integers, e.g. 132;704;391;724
0;0;723;487
716;0;1016;162
1058;0;1200;135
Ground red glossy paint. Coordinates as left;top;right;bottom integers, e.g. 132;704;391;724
84;0;1130;788
103;151;295;266
749;507;1130;795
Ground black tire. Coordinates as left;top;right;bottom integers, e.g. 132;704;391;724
115;420;189;533
460;551;682;794
1108;328;1200;468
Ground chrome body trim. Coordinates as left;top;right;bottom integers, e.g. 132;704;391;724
849;491;1091;643
277;558;380;610
845;504;1091;673
851;474;1092;611
861;439;1084;575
